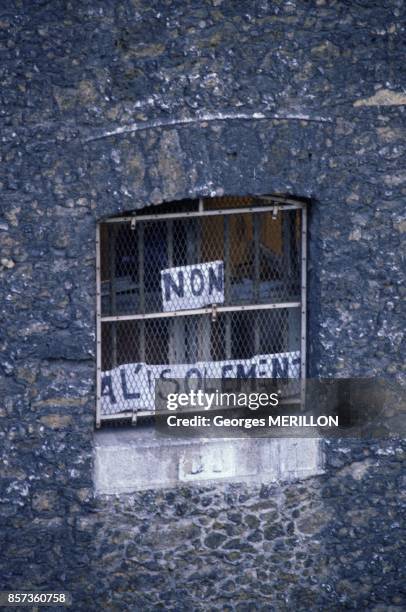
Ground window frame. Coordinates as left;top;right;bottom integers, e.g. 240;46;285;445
95;196;307;427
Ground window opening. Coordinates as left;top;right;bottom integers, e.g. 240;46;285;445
96;196;307;426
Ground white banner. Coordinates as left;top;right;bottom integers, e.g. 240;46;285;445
161;260;224;311
101;352;300;415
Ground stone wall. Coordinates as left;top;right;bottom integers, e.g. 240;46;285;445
88;441;405;610
0;1;404;609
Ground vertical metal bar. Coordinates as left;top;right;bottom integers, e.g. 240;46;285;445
224;216;231;358
138;222;145;363
253;214;261;354
186;220;196;360
254;311;260;354
186;218;196;262
138;222;144;310
167;219;173;266
195;216;201;262
300;205;307;410
253;213;260;302
109;225;117;367
288;308;301;351
282;211;293;287
224;216;230;304
167;220;184;362
196;216;210;360
95;223;102;428
287;210;301;353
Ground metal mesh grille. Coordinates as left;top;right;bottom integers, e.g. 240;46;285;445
100;211;301;315
100;308;301;417
97;197;306;423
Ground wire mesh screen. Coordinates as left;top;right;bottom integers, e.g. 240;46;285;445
97;198;306;423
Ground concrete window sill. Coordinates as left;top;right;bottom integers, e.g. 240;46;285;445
94;427;324;493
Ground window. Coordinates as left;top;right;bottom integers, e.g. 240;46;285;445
96;196;307;426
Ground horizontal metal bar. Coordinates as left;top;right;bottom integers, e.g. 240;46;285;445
256;195;307;207
100;202;304;225
101;301;301;322
99;412;133;421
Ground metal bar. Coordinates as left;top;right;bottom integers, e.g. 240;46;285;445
167;219;184;362
224;312;232;359
282;211;292;281
253;213;260;301
109;225;117;367
101;301;301;322
224;216;231;358
253;214;261;354
198;315;211;361
185;220;197;361
254;195;307;206
95;223;102;428
98;412;133;421
186;218;196;262
138;223;145;310
138;223;145;363
167;220;173;266
195;216;201;262
194;218;211;361
224;216;231;304
300;205;307;411
254;311;260;354
101;203;304;224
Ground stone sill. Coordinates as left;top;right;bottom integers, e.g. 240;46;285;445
94;427;324;494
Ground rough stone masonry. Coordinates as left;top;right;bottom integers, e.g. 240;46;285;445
0;0;405;610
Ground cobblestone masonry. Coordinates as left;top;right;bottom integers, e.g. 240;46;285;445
0;0;405;609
